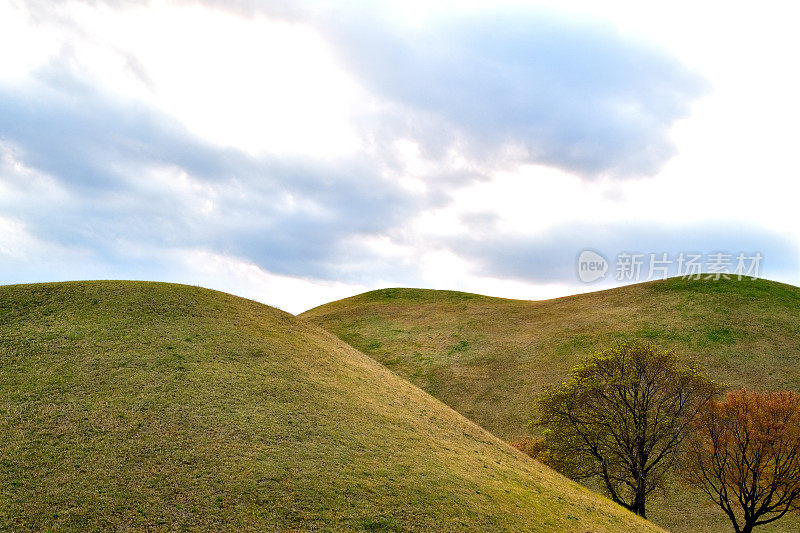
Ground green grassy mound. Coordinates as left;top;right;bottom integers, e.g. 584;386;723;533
301;277;800;532
0;281;659;532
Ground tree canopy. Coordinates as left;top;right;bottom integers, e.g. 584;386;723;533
534;341;722;518
687;389;800;533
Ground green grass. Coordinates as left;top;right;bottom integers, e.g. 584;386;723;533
301;277;800;532
0;281;660;532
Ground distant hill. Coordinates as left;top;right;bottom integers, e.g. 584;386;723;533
0;281;660;531
302;277;800;532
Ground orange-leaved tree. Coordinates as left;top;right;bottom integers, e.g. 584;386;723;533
687;389;800;533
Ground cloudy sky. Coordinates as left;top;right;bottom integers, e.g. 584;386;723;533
1;0;798;313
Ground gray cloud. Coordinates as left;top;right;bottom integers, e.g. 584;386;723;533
0;70;423;282
0;80;241;191
315;9;706;178
33;1;706;179
6;2;783;302
445;222;799;285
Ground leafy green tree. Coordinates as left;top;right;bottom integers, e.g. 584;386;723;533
687;389;800;533
534;341;722;518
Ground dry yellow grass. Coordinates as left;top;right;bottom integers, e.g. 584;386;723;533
301;277;800;532
0;280;663;531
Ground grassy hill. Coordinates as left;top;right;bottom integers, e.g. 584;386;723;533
0;281;661;532
301;277;800;532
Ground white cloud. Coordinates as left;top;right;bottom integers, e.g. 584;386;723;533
176;249;366;314
0;0;797;305
0;216;36;260
5;1;365;158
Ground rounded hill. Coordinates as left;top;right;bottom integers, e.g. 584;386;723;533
0;281;659;532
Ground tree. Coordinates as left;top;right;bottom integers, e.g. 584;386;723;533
686;389;800;533
533;341;722;518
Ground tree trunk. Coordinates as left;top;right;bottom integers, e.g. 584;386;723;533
634;502;646;519
633;483;647;518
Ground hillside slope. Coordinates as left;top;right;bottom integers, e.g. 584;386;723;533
301;277;800;531
0;281;660;532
